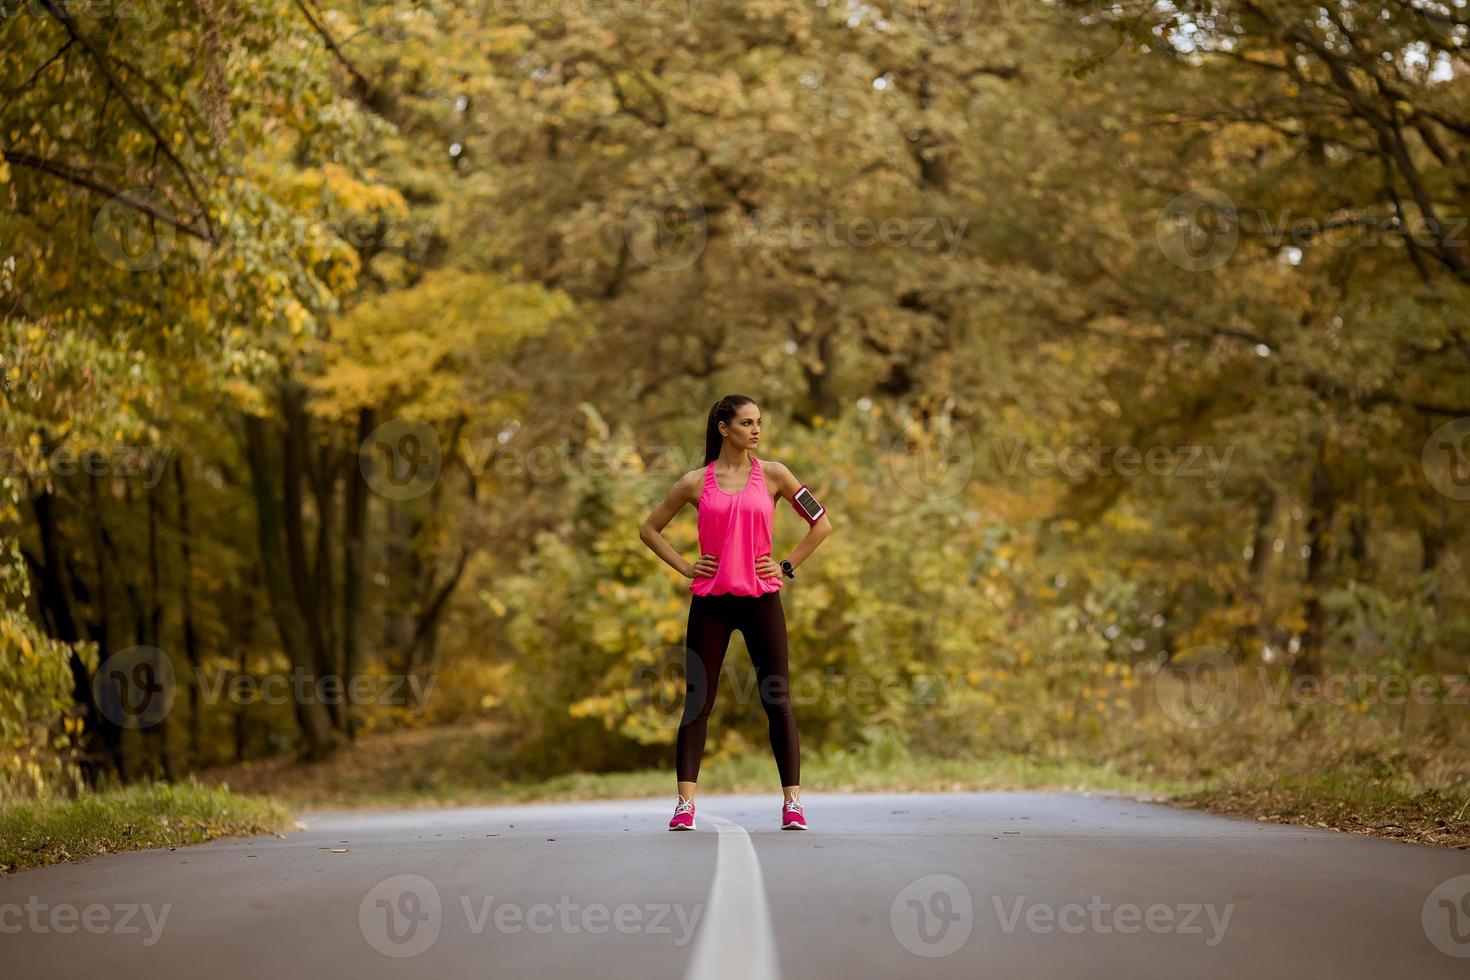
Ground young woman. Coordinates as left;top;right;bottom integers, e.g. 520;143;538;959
638;394;833;831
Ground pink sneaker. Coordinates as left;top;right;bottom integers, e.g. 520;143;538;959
668;795;696;831
781;799;808;830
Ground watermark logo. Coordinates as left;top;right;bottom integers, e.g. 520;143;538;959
92;645;176;730
891;873;973;957
990;437;1234;488
0;445;175;487
360;417;441;501
1416;0;1468;48
95;650;439;726
94;189;176;272
725;210;968;256
887;415;974;501
625;185;707;271
884;0;976;40
1257;667;1468;709
203;209;433;267
1422;417;1470;501
459;894;701;942
1156;188;1239;271
355;0;419;41
623;644;963;720
360;874;443;958
1423;874;1470;958
332;212;433;263
487;0;700;22
2;0;144;24
193;666;438;716
1154;645;1239;729
625;643;710;725
358;875;703;956
992;895;1234;946
0;897;171;946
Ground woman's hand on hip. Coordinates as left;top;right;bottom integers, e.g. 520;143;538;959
689;553;719;579
754;555;781;578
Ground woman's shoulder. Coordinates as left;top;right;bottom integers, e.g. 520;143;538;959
676;464;709;499
756;457;793;484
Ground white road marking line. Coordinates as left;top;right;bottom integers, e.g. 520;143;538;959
684;814;782;980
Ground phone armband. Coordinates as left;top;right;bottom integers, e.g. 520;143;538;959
791;484;825;525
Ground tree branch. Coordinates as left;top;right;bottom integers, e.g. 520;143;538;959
36;0;215;241
2;150;217;243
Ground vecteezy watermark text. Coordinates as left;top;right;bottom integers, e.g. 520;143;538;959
93;646;437;728
0;898;171;947
991;437;1234;489
0;445;174;488
1152;644;1470;730
193;667;437;714
357;875;702;958
889;874;1235;959
626;647;963;722
991;895;1234;947
1257;668;1470;709
726;210;969;257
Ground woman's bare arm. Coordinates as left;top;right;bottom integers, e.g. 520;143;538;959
765;460;833;570
639;469;711;579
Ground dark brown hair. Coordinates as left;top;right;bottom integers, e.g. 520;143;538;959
702;394;756;465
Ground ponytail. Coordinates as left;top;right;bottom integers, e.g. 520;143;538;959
702;394;755;465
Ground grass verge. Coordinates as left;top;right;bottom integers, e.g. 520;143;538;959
199;722;1195;810
1169;773;1470;850
0;780;296;875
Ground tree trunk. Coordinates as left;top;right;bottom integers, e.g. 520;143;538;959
383;504;416;668
245;411;338;761
144;472;177;782
1239;482;1276;655
1420;495;1448;619
234;566;259;763
311;438;345;731
406;546;471;709
1297;444;1336;679
341;407;375;740
174;459;204;768
32;483;127;783
279;382;334;690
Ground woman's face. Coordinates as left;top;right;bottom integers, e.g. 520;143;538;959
723;403;761;451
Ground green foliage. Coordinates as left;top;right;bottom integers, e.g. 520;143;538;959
1322;577;1446;675
0;610;83;803
310;267;580;421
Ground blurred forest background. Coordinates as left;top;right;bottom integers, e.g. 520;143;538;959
2;1;1468;820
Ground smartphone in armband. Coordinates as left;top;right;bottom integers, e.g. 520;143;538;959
791;484;825;525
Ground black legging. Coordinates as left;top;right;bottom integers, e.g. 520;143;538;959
676;591;800;786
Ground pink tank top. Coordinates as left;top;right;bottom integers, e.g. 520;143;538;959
691;456;783;597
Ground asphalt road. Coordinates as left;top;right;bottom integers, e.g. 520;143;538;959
3;791;1469;979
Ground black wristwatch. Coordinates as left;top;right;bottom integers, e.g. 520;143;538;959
780;559;795;579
